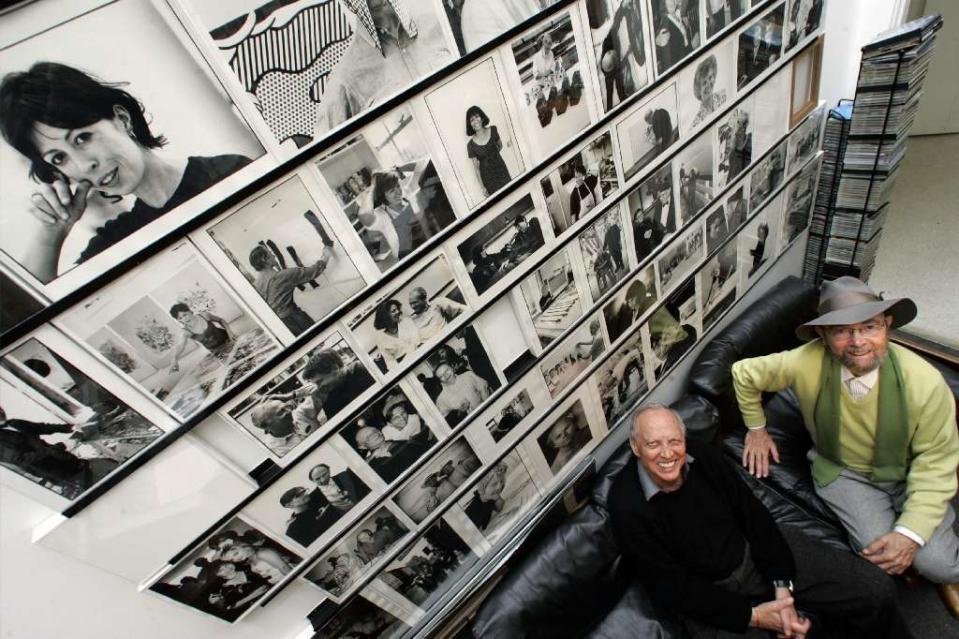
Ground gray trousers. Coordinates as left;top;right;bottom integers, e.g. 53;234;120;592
814;466;959;584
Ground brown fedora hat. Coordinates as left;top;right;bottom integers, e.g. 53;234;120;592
796;276;917;340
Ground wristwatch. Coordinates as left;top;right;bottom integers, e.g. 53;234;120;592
772;579;794;592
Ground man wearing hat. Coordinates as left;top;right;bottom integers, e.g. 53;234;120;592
731;276;959;614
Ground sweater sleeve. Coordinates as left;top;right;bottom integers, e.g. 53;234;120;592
731;348;802;428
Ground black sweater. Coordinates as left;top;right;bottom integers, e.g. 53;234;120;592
607;439;795;632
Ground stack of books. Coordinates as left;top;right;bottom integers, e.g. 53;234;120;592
803;14;943;283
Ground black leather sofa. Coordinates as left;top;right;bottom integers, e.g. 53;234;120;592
471;277;959;638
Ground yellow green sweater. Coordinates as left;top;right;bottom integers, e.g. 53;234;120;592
731;340;958;540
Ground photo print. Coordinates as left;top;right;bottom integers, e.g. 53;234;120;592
603;264;658;342
56;242;279;420
656;222;705;293
304;504;410;601
784;0;824;52
725;184;749;234
715;100;754;190
314;106;459;272
395;437;482;523
536;398;594;475
0;341;164;502
187;0;455;146
508;11;591;161
539;313;606;399
538;131;619;236
704;0;746;40
780;158;819;248
473;295;539;382
410;325;503;427
739;192;783;286
483;387;536;443
649;277;699;376
702;280;737;333
204;175;366;338
425;58;525;209
243;439;373;549
594;329;648;425
442;0;560;55
616;82;679;179
699;239;738;316
349;254;468;373
737;4;785;89
650;0;702;76
456;194;546;297
225;331;376;458
673;133;715;226
628;163;677;265
336;385;441;485
519;249;585;347
677;40;735;135
787;104;824;170
748;139;787;211
149;516;301;623
458;449;542;542
750;66;791;155
313;593;409;639
585;0;651;111
0;0;264;292
577;204;630;302
377;518;477;610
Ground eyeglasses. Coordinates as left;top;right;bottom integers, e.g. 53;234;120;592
824;320;886;341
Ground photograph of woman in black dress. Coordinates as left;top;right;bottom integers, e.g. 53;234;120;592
466;105;511;198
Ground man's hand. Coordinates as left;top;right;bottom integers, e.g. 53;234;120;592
742;427;780;478
751;595;811;637
861;531;919;575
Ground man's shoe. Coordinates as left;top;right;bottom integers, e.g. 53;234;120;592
937;583;959;619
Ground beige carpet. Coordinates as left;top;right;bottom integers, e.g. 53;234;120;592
869;133;959;349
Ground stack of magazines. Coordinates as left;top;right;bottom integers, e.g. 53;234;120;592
803;14;943;284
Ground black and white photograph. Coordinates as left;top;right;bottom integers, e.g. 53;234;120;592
739;193;783;285
593;329;648;425
244;440;372;549
349;254;468;373
649;277;699;376
149;516;301;623
472;296;537;382
458;449;542;541
657;223;705;292
616;82;680;179
187;0;455;146
784;0;824;52
677;41;735;135
602;264;658;342
673;134;715;226
0;341;164;502
780;158;819;248
410;326;503;427
204;176;366;338
518;249;585;347
539;131;619;236
699;239;738;315
585;0;651;111
536;399;593;475
577;204;630;302
725;184;750;234
313;594;409;639
748;139;787;210
314;106;459;271
751;66;791;155
715;101;754;190
442;0;560;55
336;386;440;485
737;4;785;89
704;203;730;253
0;0;265;293
508;12;592;161
57;242;279;420
702;282;737;333
539;314;606;399
225;331;376;458
484;388;536;443
304;505;410;600
378;518;476;609
787;104;824;170
650;0;702;76
704;0;746;39
425;58;525;209
456;194;546;297
628;163;677;264
395;437;482;522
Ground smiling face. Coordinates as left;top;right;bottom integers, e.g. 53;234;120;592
389;302;403;324
435;363;456;385
631;407;686;492
222;544;254;563
31;107;146;196
384;184;403;206
250;558;284;583
700;65;716;97
818;313;891;376
470;113;484;133
548;418;577;449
